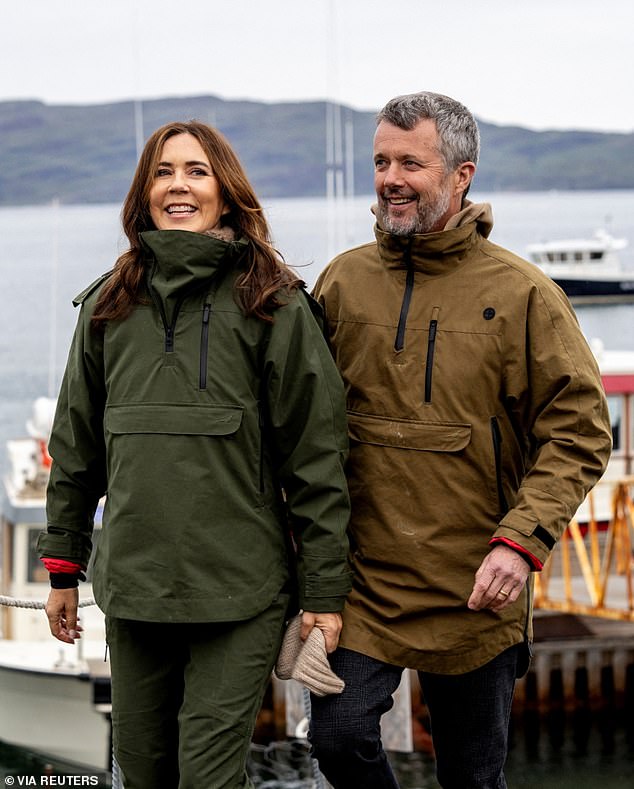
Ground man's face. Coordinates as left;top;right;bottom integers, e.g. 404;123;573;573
373;119;467;236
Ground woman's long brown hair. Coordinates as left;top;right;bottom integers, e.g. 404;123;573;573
92;121;301;328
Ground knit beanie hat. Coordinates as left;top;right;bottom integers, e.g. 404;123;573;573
274;614;345;697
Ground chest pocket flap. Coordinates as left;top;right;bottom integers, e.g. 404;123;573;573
347;411;470;452
105;403;243;436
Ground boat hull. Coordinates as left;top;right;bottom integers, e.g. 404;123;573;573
0;642;111;771
554;276;634;301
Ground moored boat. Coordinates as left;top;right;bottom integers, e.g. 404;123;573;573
0;398;110;771
526;230;634;302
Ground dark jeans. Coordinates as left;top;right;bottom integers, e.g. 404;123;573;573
309;645;520;789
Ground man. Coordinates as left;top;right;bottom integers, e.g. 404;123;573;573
309;91;612;789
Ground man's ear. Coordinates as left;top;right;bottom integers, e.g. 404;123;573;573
455;161;476;195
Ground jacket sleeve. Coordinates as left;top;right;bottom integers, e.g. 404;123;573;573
263;290;352;612
492;284;612;567
36;297;107;568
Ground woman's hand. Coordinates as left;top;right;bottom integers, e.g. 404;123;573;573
45;588;82;643
300;610;343;653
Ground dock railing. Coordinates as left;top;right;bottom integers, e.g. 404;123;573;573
534;476;634;620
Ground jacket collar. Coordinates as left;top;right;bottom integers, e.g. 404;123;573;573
374;201;494;276
139;229;248;322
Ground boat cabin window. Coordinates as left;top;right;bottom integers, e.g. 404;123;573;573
27;527;102;584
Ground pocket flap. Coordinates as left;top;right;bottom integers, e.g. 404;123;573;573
347;411;471;452
105;403;243;437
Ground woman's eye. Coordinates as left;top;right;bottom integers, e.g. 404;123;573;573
156;168;171;177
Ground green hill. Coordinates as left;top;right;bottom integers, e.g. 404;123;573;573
0;94;632;205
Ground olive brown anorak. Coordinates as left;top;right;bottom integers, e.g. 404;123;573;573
38;230;351;623
313;203;612;673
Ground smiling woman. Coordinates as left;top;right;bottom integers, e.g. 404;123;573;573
149;134;230;233
35;119;352;789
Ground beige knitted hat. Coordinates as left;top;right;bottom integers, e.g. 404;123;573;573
274;614;345;696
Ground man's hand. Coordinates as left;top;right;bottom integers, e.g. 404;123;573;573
300;610;343;652
44;588;82;643
468;544;530;612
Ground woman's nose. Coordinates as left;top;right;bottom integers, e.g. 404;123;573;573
169;172;189;191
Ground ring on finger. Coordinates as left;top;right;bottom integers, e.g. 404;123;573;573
497;589;509;598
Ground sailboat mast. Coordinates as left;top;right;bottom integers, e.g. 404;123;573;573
47;197;60;398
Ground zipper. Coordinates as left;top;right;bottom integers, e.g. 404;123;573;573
490;416;509;514
148;284;190;354
394;243;414;352
199;302;212;389
424;308;440;403
258;403;266;493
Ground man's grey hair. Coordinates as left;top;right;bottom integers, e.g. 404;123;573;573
377;91;480;172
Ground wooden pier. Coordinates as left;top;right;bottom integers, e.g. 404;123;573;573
515;612;634;715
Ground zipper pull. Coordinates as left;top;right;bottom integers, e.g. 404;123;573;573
165;326;175;353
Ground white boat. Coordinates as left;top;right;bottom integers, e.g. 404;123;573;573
0;398;111;771
526;230;634;302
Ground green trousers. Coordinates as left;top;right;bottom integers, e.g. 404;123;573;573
106;595;289;789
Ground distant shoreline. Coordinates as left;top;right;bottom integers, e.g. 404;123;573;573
1;95;633;206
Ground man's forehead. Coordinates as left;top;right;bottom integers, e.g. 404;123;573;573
373;119;440;155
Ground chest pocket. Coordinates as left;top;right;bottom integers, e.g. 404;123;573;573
105;403;243;437
347;410;471;452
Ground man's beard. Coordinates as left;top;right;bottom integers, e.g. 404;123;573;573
376;186;451;237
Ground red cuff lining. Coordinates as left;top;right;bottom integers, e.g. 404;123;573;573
489;537;543;571
41;558;84;574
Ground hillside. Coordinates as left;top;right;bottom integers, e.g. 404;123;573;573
1;94;633;205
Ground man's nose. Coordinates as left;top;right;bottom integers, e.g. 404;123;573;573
382;163;405;188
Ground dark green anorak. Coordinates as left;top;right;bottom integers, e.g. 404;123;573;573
39;230;351;622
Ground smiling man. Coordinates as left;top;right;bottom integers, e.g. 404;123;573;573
373;115;474;236
309;91;612;789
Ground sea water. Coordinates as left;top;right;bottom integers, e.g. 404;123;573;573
1;191;634;787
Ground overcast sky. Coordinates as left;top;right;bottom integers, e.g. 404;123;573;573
2;0;632;133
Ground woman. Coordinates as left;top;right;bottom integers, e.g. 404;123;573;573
37;121;351;789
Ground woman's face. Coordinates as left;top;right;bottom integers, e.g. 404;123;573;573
149;133;229;233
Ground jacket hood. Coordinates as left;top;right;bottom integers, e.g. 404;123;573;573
140;229;248;324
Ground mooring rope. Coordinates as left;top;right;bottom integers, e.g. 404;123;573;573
0;595;96;609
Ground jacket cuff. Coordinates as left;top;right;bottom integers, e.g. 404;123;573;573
299;571;352;613
49;572;85;589
489;537;543;571
495;511;557;567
